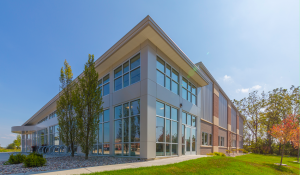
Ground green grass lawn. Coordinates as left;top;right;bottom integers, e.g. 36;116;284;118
83;154;300;175
0;149;21;152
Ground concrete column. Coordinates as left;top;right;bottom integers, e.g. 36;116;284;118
236;114;239;149
227;104;231;149
139;41;157;159
212;86;219;152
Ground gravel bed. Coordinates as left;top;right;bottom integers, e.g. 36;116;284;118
0;156;146;175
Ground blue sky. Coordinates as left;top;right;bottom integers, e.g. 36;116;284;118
0;0;298;147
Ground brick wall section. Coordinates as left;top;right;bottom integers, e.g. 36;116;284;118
201;121;213;134
219;147;227;153
213;125;218;147
200;147;213;155
227;105;231;149
213;94;219;118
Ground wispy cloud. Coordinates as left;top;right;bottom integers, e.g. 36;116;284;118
223;75;232;82
236;85;262;93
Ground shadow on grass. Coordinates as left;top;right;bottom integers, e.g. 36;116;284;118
287;161;300;165
263;163;294;173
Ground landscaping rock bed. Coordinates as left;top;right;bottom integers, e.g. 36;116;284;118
0;155;146;175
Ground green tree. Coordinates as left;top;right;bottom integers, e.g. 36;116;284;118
56;60;77;157
6;143;15;149
73;54;103;159
13;135;21;149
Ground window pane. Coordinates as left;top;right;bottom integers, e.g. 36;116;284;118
114;77;122;91
188;82;192;91
114;144;122;156
123;118;129;142
103;74;109;84
204;133;208;145
172;121;178;143
103;144;109;155
104;122;110;143
182;125;185;143
156;57;165;72
192;95;196;105
166;64;171;77
123;73;129;87
202;132;204;145
172;144;178;156
188;92;191;101
157;70;164;87
130;100;140;116
171;107;178;121
192;129;196;151
166;144;171;156
156;117;165;142
171;81;178;94
131;143;140;156
123;61;129;73
103;83;110;96
166;120;171;143
123;143;129;156
182;145;185;155
165;105;170;119
99;112;103;123
99;86;102;97
114;66;122;78
156;101;164;117
182;112;186;124
99;124;103;143
103;109;110;122
123;103;129;118
182;88;187;100
130;67;140;84
182;77;188;88
98;79;102;86
156;143;165;156
130;54;140;70
166;77;171;90
172;69;179;82
187;114;191;126
209;134;212;146
192;85;196;94
114;120;122;143
192;116;196;127
131;115;140;142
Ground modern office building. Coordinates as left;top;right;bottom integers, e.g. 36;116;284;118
11;16;244;159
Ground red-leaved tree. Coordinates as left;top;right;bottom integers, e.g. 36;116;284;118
269;114;298;166
290;114;300;163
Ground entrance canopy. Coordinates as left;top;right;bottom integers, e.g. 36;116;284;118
11;126;42;134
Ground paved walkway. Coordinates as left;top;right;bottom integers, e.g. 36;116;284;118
13;155;207;175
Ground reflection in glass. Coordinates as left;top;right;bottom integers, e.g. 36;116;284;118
130;54;140;70
171;107;177;121
172;144;178;156
130;67;140;84
172;121;178;143
156;57;165;72
124;143;129;156
166;77;171;90
166;144;171;156
131;143;140;156
114;144;122;156
114;105;122;119
165;105;170;119
156;101;164;117
156;117;164;142
172;69;179;82
157;70;164;87
103;109;110;122
114;77;122;91
123;103;129;117
172;81;178;94
104;122;110;143
103;75;109;84
115;120;122;143
123;118;129;142
166;120;170;143
103;83;110;96
130;100;140;116
131;116;140;142
123;61;129;73
123;73;129;87
114;66;122;78
156;143;164;156
166;64;171;76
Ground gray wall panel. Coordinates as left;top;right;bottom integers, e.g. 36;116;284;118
219;93;227;129
231;108;237;133
201;82;213;122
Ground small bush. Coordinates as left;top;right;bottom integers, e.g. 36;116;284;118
23;154;46;167
28;152;43;158
207;152;226;156
8;153;26;164
226;150;232;153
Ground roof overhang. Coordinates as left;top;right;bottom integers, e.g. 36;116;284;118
11;126;43;134
21;15;209;126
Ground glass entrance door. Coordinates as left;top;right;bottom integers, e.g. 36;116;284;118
185;127;196;155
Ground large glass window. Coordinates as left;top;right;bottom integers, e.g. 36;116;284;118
93;109;110;155
98;74;110;96
182;77;197;105
49;111;57;119
114;54;140;91
114;99;140;156
156;101;178;156
182;112;197;155
218;136;225;146
156;57;179;95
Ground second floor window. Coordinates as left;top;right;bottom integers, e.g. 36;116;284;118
156;56;179;95
114;54;140;91
182;77;197;105
98;74;110;96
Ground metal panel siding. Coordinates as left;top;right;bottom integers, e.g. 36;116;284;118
239;116;243;136
201;82;213;122
231;108;237;133
218;93;227;129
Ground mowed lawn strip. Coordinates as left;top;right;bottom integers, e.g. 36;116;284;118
82;154;300;175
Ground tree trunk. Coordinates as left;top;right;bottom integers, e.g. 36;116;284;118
71;142;74;157
279;143;282;156
280;144;285;166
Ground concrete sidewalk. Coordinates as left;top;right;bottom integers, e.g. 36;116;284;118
17;155;206;175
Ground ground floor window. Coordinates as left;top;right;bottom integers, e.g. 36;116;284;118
93;109;110;155
218;136;224;146
156;101;178;156
114;99;140;156
202;132;212;146
182;112;196;155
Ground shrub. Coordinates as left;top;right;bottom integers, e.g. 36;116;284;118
7;153;26;164
23;153;46;167
226;150;232;153
207;152;226;157
28;152;43;158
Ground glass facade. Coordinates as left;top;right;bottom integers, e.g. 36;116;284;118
182;112;196;155
156;101;178;156
114;99;140;156
114;54;140;91
156;57;179;95
98;74;110;96
181;77;197;105
93;109;110;155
